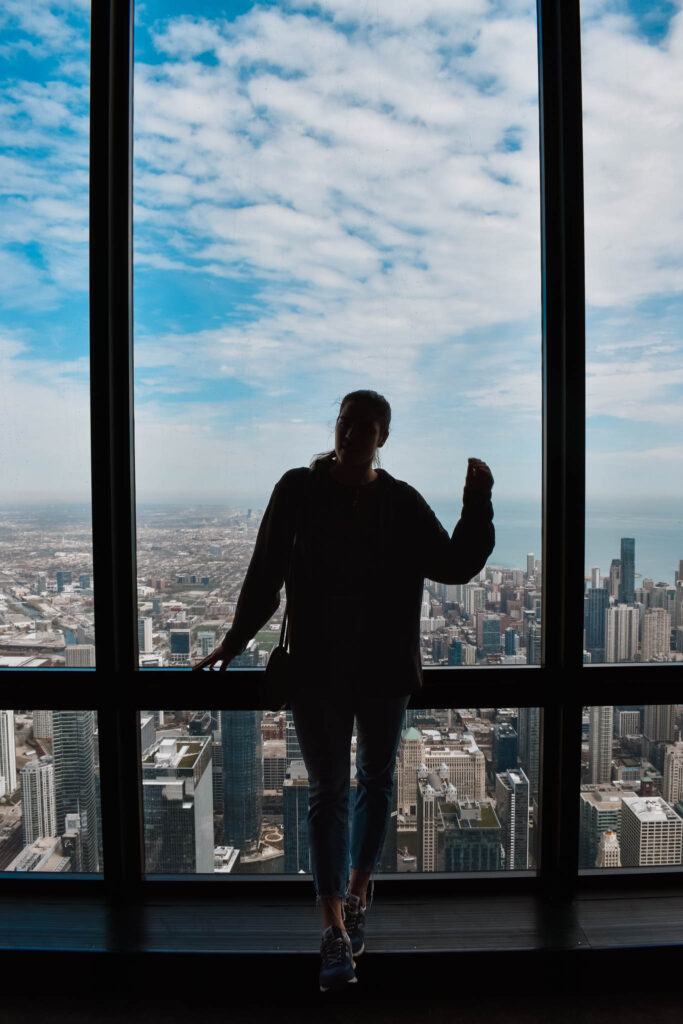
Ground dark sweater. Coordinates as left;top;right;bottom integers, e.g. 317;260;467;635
224;460;495;696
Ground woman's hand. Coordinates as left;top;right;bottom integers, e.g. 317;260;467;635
464;457;494;498
192;640;235;672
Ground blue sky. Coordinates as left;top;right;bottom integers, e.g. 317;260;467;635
1;0;683;530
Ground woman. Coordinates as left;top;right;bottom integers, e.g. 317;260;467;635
194;390;494;990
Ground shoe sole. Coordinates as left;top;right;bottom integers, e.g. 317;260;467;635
320;976;357;992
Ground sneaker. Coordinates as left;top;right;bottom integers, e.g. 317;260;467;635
319;925;357;992
343;892;366;956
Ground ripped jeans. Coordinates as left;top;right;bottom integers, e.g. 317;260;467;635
290;687;410;900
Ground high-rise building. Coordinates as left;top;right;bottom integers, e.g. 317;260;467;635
479;615;501;655
142;736;213;873
644;705;676;745
504;627;518;655
525;623;541;665
584;587;609;659
33;710;53;741
616;708;641;737
56;570;72;593
20;755;56;845
620;795;683;867
608;559;621;599
595;829;621;867
495;768;529;870
674;581;683;628
138;617;153;654
641;607;671;661
221;711;262;857
518;707;540;799
170;629;191;666
491;722;518;773
618;538;635;605
604;604;639;663
0;710;17;794
588;706;614;785
663;743;683;807
526;554;535;579
591;567;601;589
52;710;100;873
397;726;425;817
196;631;216;656
282;760;311;873
676;560;683;585
579;789;624;868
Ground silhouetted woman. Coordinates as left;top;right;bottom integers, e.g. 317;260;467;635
194;389;494;990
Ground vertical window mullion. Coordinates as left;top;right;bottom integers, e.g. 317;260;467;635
537;0;586;901
90;0;142;898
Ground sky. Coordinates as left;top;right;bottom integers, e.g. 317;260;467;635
1;2;683;550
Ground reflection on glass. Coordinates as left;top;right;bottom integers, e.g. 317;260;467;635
0;710;102;873
133;1;542;668
580;704;683;870
582;4;683;665
0;5;94;668
142;709;538;875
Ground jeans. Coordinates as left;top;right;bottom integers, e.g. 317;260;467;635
290;687;410;899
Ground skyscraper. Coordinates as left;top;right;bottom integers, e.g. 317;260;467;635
608;559;621;599
604;604;639;663
221;710;262;857
138;617;153;654
52;710;100;873
588;706;614;785
0;710;17;794
595;829;621;867
518;707;540;799
584;586;609;660
142;736;213;873
618;538;635;605
495;768;529;870
641;607;671;661
20;756;56;845
663;743;683;807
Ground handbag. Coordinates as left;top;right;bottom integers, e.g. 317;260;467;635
261;604;292;711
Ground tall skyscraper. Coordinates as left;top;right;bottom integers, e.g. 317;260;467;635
20;756;56;845
495;768;529;870
52;710;100;873
491;722;518;773
604;604;639;663
579;790;623;868
663;743;683;807
526;554;535;579
221;711;262;857
588;706;614;784
170;629;191;666
0;710;17;794
618;538;635;605
282;760;311;873
518;707;540;799
397;726;425;818
644;705;676;745
584;587;609;660
33;710;53;741
138;617;153;654
641;607;671;661
142;736;213;873
591;567;601;589
608;559;621;599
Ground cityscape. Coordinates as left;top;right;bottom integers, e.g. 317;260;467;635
0;506;682;876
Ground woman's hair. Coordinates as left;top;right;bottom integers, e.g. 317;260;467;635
310;389;391;468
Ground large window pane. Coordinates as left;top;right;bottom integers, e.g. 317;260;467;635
579;704;683;871
133;1;542;669
582;3;683;665
0;3;95;669
141;708;538;876
0;709;102;874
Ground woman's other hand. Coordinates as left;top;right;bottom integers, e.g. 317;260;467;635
464;457;494;498
192;640;235;672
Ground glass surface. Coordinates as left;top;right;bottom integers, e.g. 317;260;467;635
141;708;538;876
0;710;103;873
132;1;543;669
582;3;683;665
579;704;683;871
0;3;95;668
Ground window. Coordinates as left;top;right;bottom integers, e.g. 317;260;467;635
1;1;680;910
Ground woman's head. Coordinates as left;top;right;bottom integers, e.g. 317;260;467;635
334;390;391;469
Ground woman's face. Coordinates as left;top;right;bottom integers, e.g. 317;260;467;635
334;400;388;468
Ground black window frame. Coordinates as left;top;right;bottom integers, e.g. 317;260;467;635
1;0;681;906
